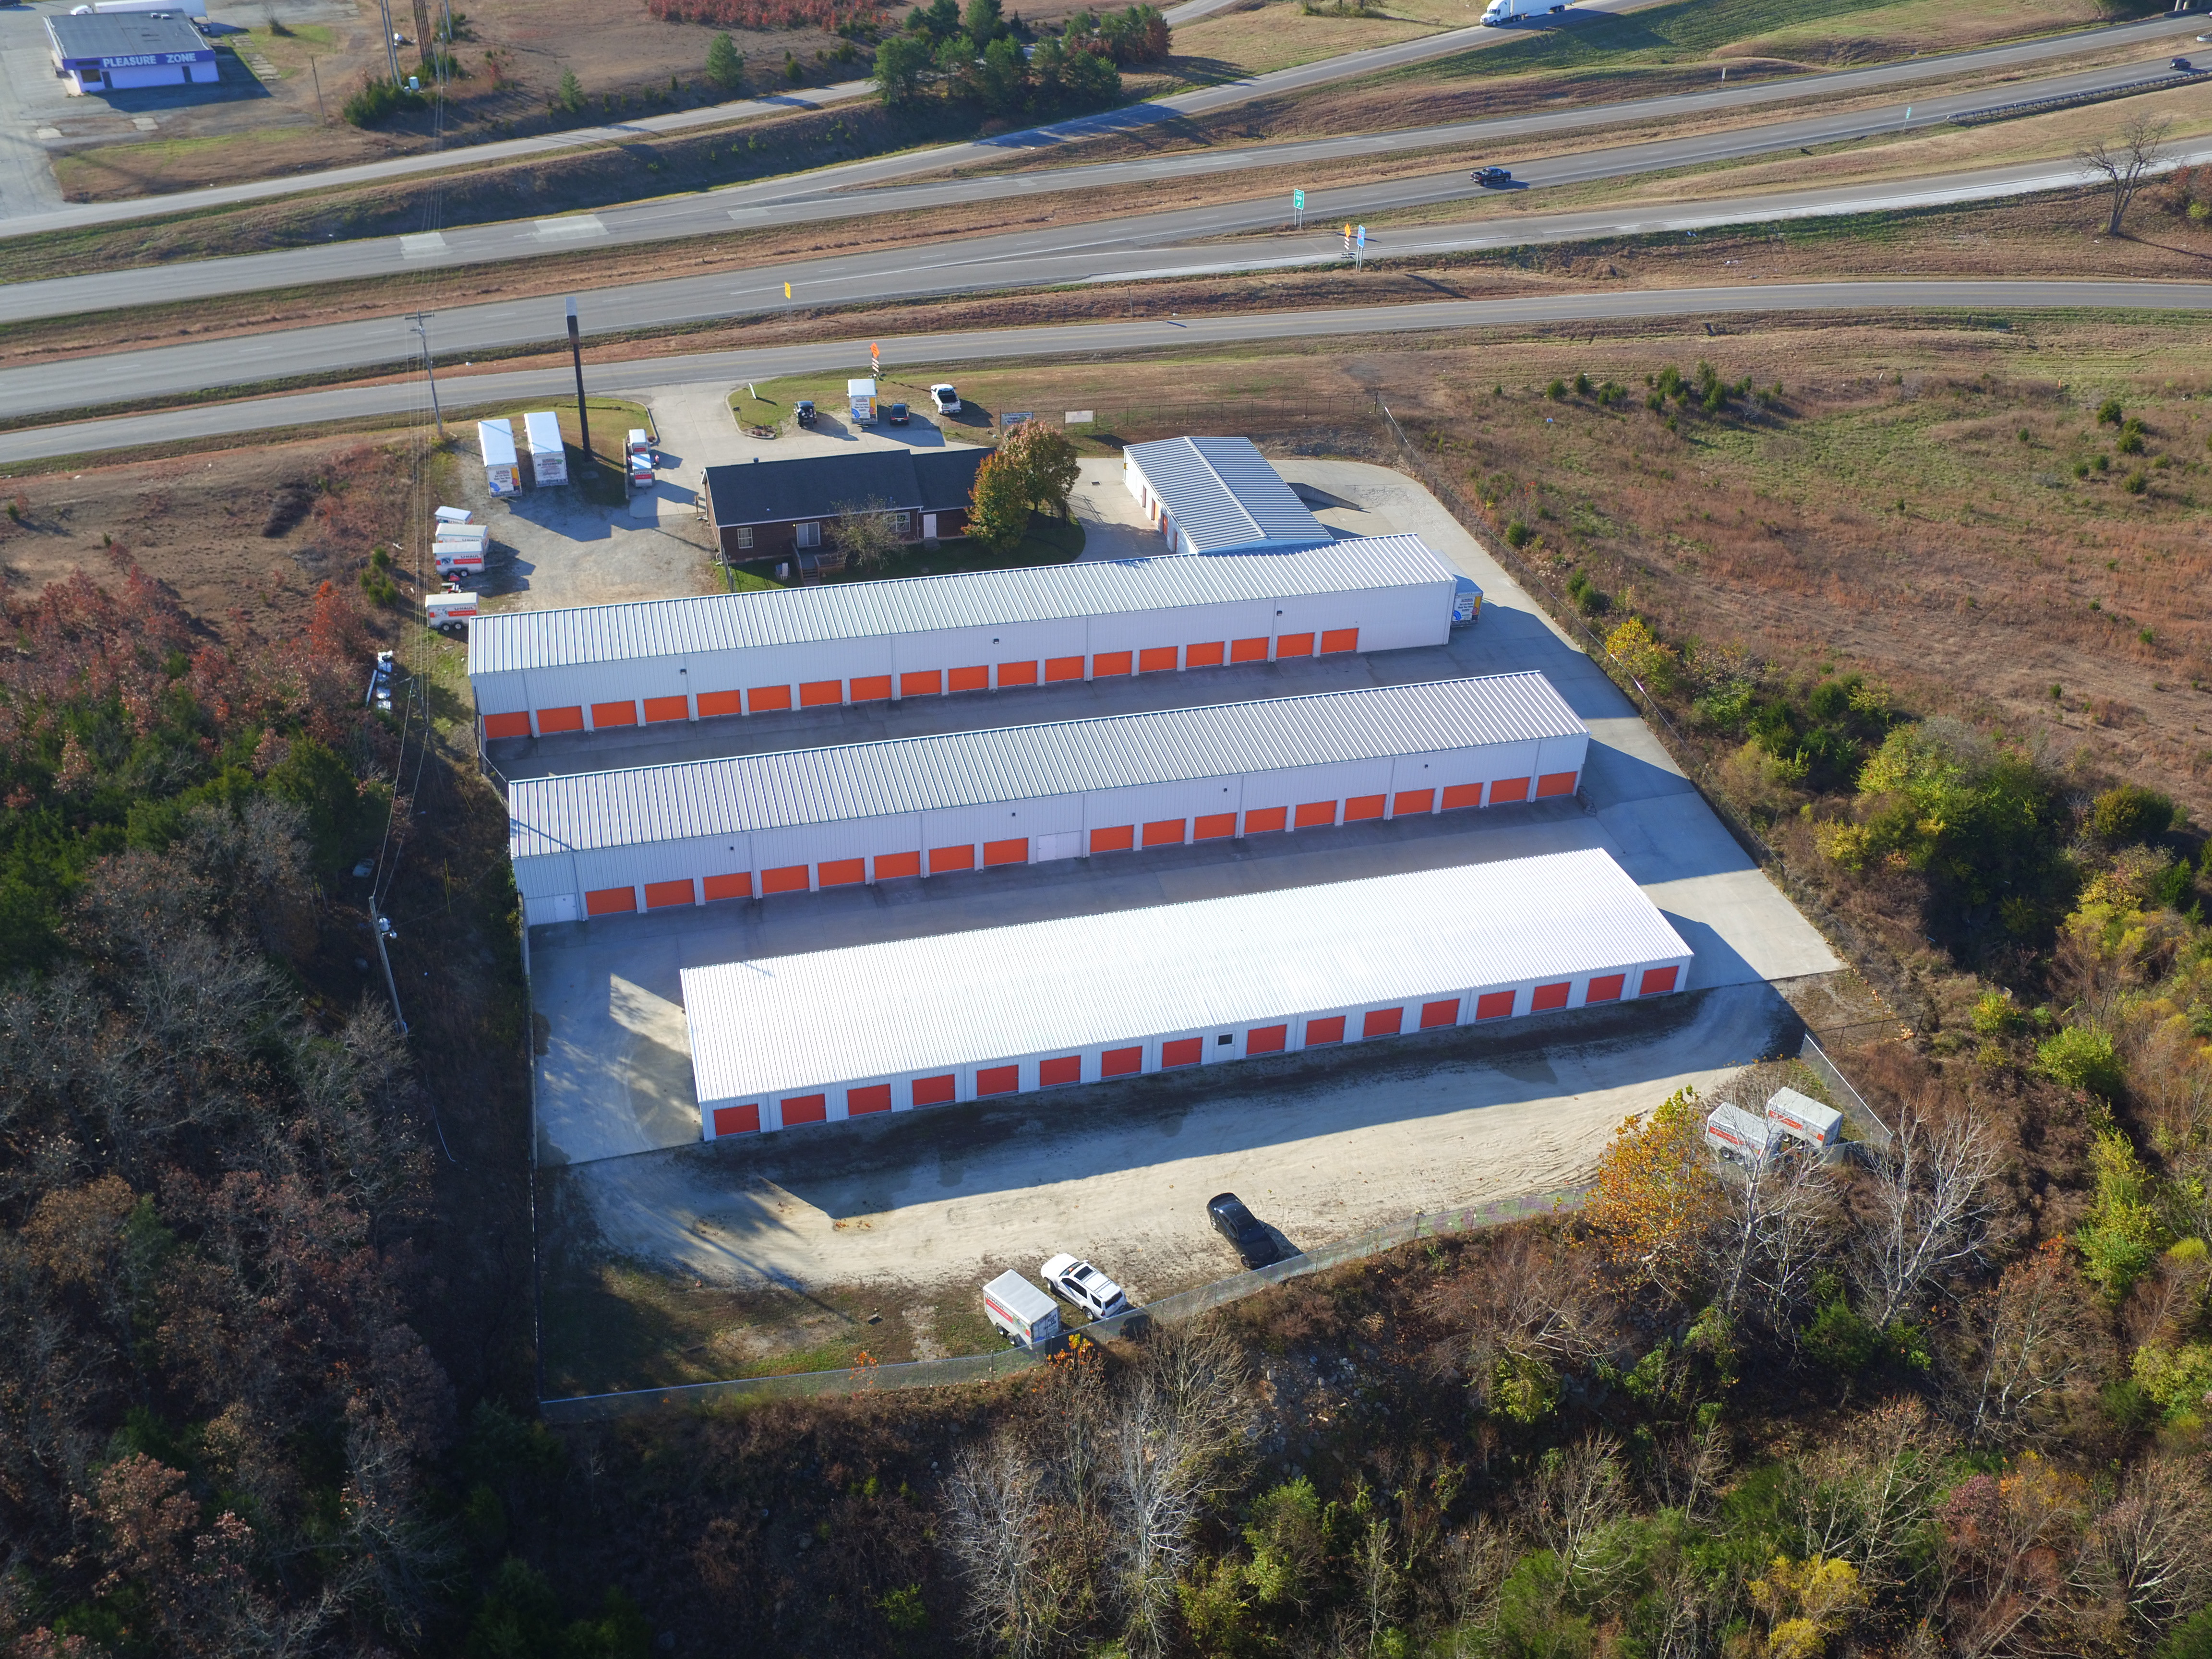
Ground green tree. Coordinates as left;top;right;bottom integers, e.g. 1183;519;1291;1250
1029;32;1066;98
2092;782;2175;846
998;421;1080;517
552;68;585;115
963;0;1004;40
1064;44;1118;104
977;32;1025;112
916;0;962;36
967;452;1033;553
872;32;931;104
704;32;744;92
933;33;974;96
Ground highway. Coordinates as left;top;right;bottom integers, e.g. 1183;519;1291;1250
8;279;2211;465
12;62;2208;416
7;14;2201;325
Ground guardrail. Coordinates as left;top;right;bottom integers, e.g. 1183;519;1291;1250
1951;72;2198;128
537;1185;1583;1424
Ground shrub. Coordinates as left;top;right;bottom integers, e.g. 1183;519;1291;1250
342;76;415;126
705;31;745;90
2118;417;2147;454
1604;616;1678;694
1573;372;1591;396
1545;378;1567;401
2124;470;2148;495
1972;990;2022;1036
1503;518;1532;549
2098;396;2125;425
2039;1023;2123;1098
550;68;585;115
1564;569;1606;615
2092;782;2175;844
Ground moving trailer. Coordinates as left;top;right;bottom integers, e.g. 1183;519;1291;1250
426;588;479;631
983;1272;1061;1349
523;412;568;487
478;421;520;496
1765;1087;1842;1150
1705;1103;1781;1164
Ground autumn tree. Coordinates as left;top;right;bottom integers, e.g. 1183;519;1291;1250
997;421;1081;520
967;449;1035;553
1582;1084;1726;1304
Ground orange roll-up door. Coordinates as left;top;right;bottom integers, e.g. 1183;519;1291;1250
747;685;793;713
1186;642;1225;668
781;1094;828;1126
1101;1046;1142;1077
1230;637;1268;663
851;674;892;702
585;886;636;916
1586;974;1625;1004
1142;819;1186;848
1193;812;1235;841
799;679;842;708
818;858;865;887
1045;656;1084;682
703;872;753;902
1040;1056;1082;1086
929;845;975;873
643;695;689;724
483;711;530;740
643;878;696;910
1319;628;1359;654
1276;633;1314;658
948;665;988;692
1247;1023;1287;1054
900;670;942;697
1361;1008;1403;1038
874;851;922;880
537;705;585;734
976;1065;1019;1096
1090;825;1135;854
1536;771;1578;798
1161;1038;1202;1068
712;1104;760;1136
1476;990;1515;1020
1138;646;1177;673
1441;783;1484;810
760;865;809;894
1344;794;1385;822
1531;982;1570;1012
997;661;1038;688
1392;789;1434;816
696;689;743;718
1304;1016;1346;1046
914;1074;957;1106
984;838;1028;866
1242;806;1287;834
1293;801;1336;829
1093;651;1133;676
591;700;638;728
1490;777;1531;805
1420;998;1459;1029
1639;966;1680;996
848;1084;892;1115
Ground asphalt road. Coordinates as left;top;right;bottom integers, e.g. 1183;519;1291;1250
9;279;2211;464
11;15;2202;326
13;60;2204;415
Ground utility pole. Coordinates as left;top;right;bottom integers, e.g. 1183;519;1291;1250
409;311;445;438
565;296;593;487
376;0;401;83
372;914;409;1036
309;54;325;120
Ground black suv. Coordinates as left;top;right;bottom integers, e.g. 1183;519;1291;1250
1471;166;1512;187
1207;1193;1280;1269
794;399;817;427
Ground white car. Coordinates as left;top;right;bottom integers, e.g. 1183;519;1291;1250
1041;1254;1130;1320
930;383;961;415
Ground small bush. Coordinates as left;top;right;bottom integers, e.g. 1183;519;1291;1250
1565;569;1607;616
1972;991;2022;1037
551;68;585;115
2094;453;2111;472
1573;372;1591;396
1503;519;1532;549
342;76;416;127
2124;470;2148;495
2038;1023;2123;1098
2092;782;2175;844
1545;378;1567;401
2098;396;2125;425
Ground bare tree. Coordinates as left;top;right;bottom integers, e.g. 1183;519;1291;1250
942;1430;1064;1659
1794;1396;1954;1599
828;495;908;573
1707;1141;1839;1337
1440;1517;1514;1658
2079;114;2174;237
1528;1434;1633;1607
1958;1244;2100;1448
1855;1099;2004;1330
2077;1457;2212;1641
1429;1230;1618;1415
1352;1513;1403;1657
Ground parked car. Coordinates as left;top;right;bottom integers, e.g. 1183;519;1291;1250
1206;1192;1279;1269
1471;166;1512;186
794;399;817;427
1041;1254;1130;1320
930;383;961;415
887;401;910;424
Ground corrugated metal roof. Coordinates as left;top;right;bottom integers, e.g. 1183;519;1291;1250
681;850;1691;1101
469;535;1450;677
509;673;1586;859
1123;437;1331;554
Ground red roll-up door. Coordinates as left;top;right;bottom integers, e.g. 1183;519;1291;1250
1094;651;1133;676
949;665;988;692
1276;632;1314;657
781;1094;828;1126
1045;656;1084;682
1040;1056;1082;1086
930;845;976;873
1138;646;1178;673
875;851;922;880
1293;801;1336;829
1247;1023;1287;1054
1420;998;1459;1029
1344;794;1385;822
643;695;689;724
914;1074;956;1106
537;705;584;734
1142;819;1186;848
800;680;842;707
483;711;530;739
590;700;637;728
1161;1038;1202;1068
1186;642;1225;668
984;838;1028;866
976;1064;1019;1096
760;865;808;894
900;670;942;697
747;685;792;713
1091;825;1135;854
1491;777;1531;804
712;1104;760;1136
697;689;743;718
997;661;1038;688
703;872;753;902
1362;1008;1403;1038
818;858;865;887
1586;974;1625;1003
643;878;696;910
1475;991;1515;1020
1230;637;1268;663
1305;1016;1346;1046
1531;982;1570;1012
848;1084;892;1115
585;886;636;916
851;675;892;702
1101;1046;1142;1077
1193;812;1236;840
1319;628;1359;654
1243;806;1287;834
1392;789;1434;816
1536;772;1578;798
1639;966;1680;996
1441;783;1483;810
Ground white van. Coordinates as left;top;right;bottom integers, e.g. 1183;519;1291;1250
983;1270;1062;1350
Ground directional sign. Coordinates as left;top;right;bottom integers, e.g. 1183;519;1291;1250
1343;223;1353;254
1356;224;1366;248
870;340;881;372
783;282;792;299
1002;411;1033;427
1293;188;1304;210
1065;410;1094;424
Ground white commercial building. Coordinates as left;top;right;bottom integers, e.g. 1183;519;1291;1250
469;535;1457;741
46;12;215;94
682;850;1693;1137
1122;436;1333;555
508;673;1589;924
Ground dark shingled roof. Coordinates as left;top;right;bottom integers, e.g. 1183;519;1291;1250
702;447;989;529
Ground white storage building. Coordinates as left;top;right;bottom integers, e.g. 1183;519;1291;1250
1121;436;1332;556
508;673;1589;925
682;849;1693;1138
523;412;569;487
469;535;1457;741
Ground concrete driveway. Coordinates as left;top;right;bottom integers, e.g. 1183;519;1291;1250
1072;456;1161;562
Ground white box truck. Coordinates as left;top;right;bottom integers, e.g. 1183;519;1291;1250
848;378;877;425
1704;1102;1780;1164
478;420;520;496
983;1270;1061;1350
1765;1086;1842;1151
425;586;479;631
1482;0;1565;20
523;411;568;487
